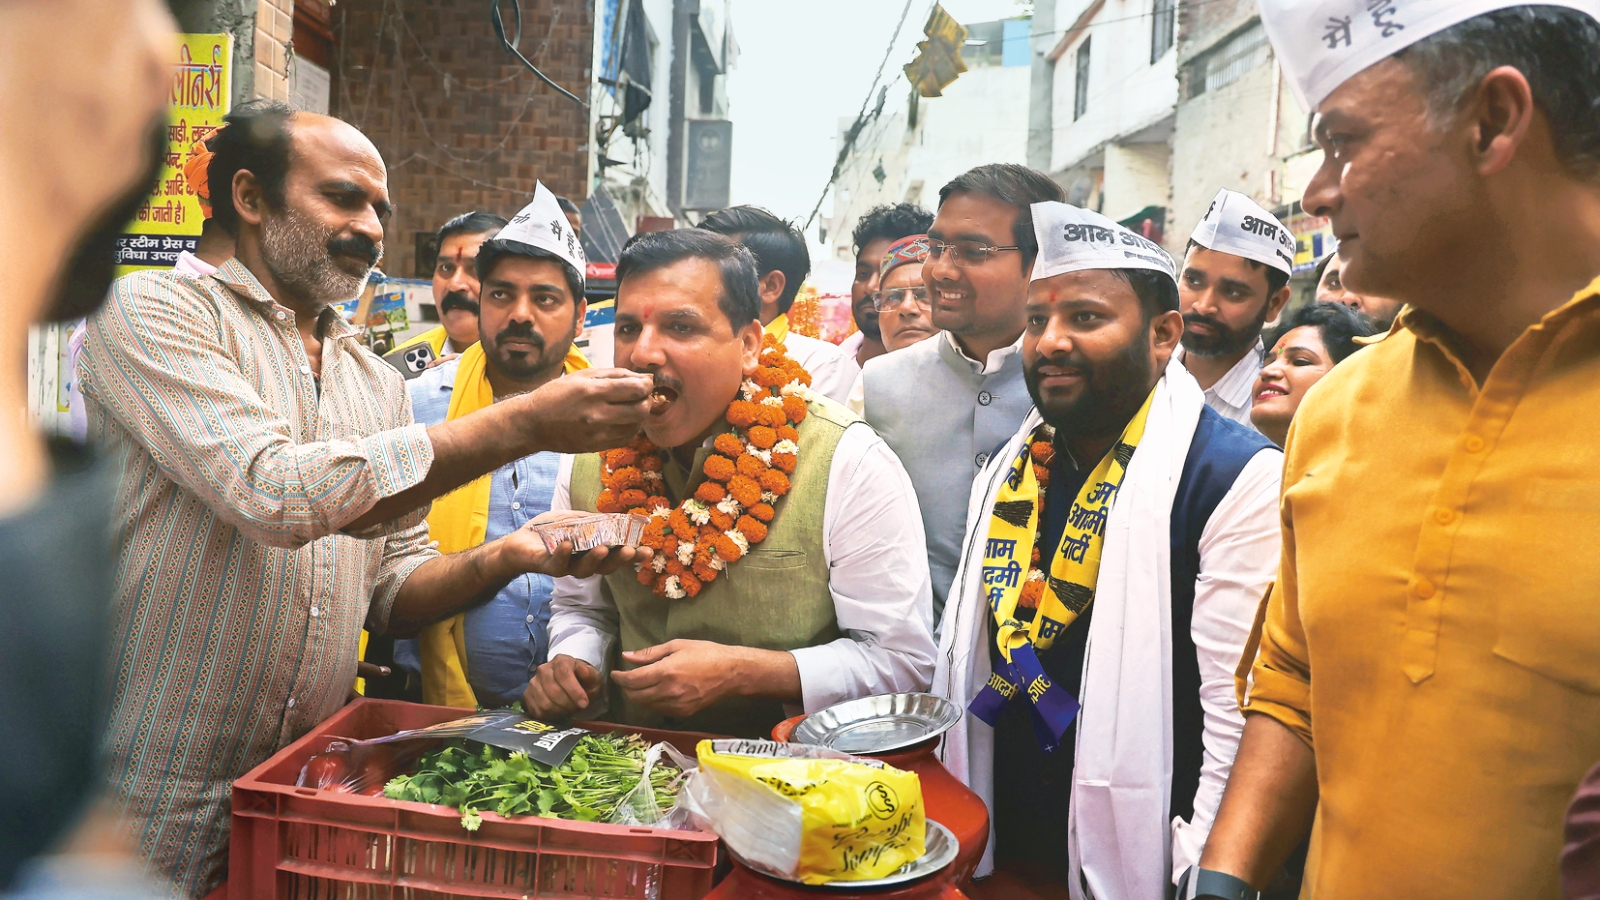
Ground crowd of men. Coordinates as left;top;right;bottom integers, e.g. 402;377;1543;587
5;2;1600;900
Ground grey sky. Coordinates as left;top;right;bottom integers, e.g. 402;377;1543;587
725;0;1029;241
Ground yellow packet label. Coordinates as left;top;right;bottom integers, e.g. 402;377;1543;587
698;741;925;884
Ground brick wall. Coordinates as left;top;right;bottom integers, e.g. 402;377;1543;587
331;0;593;278
256;0;294;101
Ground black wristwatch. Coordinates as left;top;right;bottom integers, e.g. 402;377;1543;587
1178;865;1262;900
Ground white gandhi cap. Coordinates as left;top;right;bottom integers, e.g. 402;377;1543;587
1189;189;1295;277
493;181;587;287
1030;201;1177;287
1259;0;1600;111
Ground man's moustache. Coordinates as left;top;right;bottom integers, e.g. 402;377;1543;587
439;291;479;315
1182;312;1227;333
495;323;546;350
327;233;382;267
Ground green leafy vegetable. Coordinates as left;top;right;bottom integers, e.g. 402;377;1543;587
383;732;682;831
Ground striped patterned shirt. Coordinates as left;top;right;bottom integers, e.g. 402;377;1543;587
80;259;440;897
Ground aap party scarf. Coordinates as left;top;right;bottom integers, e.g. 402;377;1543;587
968;389;1155;750
416;341;589;706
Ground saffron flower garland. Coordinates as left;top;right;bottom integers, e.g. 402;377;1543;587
596;335;815;599
1019;425;1057;610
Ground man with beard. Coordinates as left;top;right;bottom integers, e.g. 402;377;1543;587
935;203;1282;897
863;164;1063;627
523;229;936;739
384;211;508;377
0;0;172;894
698;206;859;403
1174;190;1294;428
401;184;593;707
1198;4;1600;899
78;101;654;896
841;203;934;368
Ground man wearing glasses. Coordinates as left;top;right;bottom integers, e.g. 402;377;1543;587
861;163;1065;628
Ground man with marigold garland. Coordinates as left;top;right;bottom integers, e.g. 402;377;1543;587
934;202;1282;897
524;229;937;738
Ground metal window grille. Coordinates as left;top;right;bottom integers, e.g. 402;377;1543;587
1151;0;1176;63
1189;20;1268;99
1074;37;1092;120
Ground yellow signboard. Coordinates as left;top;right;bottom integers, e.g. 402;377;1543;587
115;33;233;276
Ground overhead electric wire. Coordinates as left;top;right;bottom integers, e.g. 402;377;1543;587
490;0;588;107
801;0;927;231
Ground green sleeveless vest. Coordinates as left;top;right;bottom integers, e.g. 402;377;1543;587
570;399;858;738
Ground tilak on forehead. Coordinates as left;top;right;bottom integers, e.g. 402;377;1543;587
1029;201;1177;288
494;180;587;287
1258;0;1600;110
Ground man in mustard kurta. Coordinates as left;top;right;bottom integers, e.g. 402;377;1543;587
524;228;937;738
1193;5;1600;900
398;183;591;707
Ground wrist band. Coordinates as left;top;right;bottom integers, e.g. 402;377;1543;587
1180;866;1261;900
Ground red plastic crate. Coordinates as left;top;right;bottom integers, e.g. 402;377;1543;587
230;699;722;900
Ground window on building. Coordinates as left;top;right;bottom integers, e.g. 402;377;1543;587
1074;38;1091;121
1188;20;1268;98
1151;0;1176;63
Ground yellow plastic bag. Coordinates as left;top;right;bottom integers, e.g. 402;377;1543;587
686;739;925;885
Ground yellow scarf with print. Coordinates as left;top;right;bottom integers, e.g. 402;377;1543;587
412;340;589;706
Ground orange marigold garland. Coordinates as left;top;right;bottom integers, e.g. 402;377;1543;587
596;334;815;599
1017;426;1058;611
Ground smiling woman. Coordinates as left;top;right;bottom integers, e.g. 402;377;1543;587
1249;301;1381;447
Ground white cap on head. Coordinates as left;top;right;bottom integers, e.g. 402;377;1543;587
493;181;587;287
1189;188;1295;277
1259;0;1600;111
1030;201;1177;287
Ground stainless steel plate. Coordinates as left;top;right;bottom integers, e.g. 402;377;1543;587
729;819;959;889
793;692;962;754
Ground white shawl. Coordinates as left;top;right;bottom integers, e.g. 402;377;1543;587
933;363;1206;898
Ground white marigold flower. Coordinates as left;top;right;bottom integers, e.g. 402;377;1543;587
761;491;779;504
781;380;816;402
676;542;695;565
740;379;763;401
662;576;685;599
710;556;728;571
773;439;798;455
760;395;784;408
1027;568;1045;582
649;505;672;519
716;496;741;516
724;529;750;554
685;499;712;525
643;470;665;484
753;448;773;466
651;554;668;573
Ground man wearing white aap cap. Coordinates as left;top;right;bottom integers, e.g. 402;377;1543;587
1198;5;1600;900
1173;190;1293;432
934;202;1282;898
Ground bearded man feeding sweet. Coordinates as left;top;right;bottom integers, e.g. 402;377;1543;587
524;228;936;738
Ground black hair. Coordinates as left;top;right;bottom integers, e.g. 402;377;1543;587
474;239;584;304
937;164;1066;266
1398;6;1600;180
852;203;935;255
208;99;295;236
437;211;508;249
1184;238;1292;297
1313;251;1337;286
557;196;581;216
616;229;762;329
1264;301;1382;365
697;206;810;314
1107;268;1181;322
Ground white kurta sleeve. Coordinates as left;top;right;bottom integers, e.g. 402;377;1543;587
1170;446;1284;879
789;423;938;713
545;453;618;680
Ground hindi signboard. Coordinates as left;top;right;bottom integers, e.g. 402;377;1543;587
114;33;233;277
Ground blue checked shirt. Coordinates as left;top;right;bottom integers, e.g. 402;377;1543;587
399;357;559;706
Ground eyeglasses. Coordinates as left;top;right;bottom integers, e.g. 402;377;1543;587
871;286;931;312
926;238;1021;268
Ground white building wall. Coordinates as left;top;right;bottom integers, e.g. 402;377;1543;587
1102;141;1170;222
1049;0;1178;172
